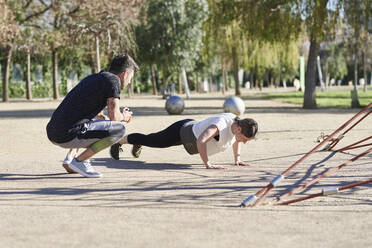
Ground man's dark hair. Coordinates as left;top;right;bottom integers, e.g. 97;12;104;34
109;53;139;75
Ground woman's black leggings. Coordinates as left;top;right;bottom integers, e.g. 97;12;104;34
127;119;195;148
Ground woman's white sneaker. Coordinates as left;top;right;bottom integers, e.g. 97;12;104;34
68;158;102;178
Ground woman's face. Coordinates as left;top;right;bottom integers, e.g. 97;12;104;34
235;130;253;144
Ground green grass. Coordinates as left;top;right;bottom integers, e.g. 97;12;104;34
259;87;372;108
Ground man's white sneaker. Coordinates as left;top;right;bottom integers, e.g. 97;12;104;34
68;158;102;178
62;150;77;173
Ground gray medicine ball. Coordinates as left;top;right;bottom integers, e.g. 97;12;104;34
223;96;245;116
165;95;185;115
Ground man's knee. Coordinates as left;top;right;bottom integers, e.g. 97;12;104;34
89;122;126;153
110;122;126;139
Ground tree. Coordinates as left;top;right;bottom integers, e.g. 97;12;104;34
0;1;19;102
323;42;348;85
300;0;336;108
1;0;53;101
66;0;145;73
204;0;301;95
4;0;143;101
204;1;248;96
17;18;50;100
262;40;300;88
46;3;70;100
300;0;371;108
135;24;159;95
343;0;372;106
137;0;208;96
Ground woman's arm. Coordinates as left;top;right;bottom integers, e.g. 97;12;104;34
197;125;225;169
233;141;250;166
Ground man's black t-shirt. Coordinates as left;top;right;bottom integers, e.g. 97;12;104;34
47;71;121;143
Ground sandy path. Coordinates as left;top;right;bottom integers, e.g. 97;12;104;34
0;92;371;247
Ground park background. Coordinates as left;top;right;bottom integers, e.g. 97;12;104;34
0;0;372;108
1;1;372;247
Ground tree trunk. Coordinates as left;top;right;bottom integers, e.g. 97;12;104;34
253;73;256;88
225;72;229;92
128;83;133;98
26;49;32;100
2;45;12;102
195;74;199;93
162;65;167;97
324;60;329;88
178;71;182;94
316;56;325;91
232;46;241;96
351;53;360;107
258;78;263;91
351;28;360;108
275;75;280;88
209;76;212;92
222;67;226;94
303;36;319;109
150;64;158;95
95;35;101;72
269;72;273;88
90;54;96;74
182;68;190;99
363;51;367;92
52;49;59;100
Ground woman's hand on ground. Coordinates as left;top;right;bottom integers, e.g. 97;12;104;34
206;164;226;170
234;161;250;166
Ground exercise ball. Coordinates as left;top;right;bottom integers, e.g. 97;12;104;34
223;96;245;116
165;95;184;115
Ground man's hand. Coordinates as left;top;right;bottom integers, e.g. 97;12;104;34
121;107;133;123
93;114;109;121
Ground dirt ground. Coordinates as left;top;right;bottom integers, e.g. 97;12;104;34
1;90;371;248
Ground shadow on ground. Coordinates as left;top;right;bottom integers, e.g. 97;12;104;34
0;104;360;119
92;157;192;170
0;151;371;209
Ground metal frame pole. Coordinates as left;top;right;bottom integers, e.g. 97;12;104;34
276;178;372;206
240;102;372;207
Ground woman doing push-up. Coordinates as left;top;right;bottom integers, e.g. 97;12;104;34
110;113;258;169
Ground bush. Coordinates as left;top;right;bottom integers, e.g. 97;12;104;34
0;80;69;99
32;81;52;98
9;83;26;97
0;82;27;98
59;79;68;96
